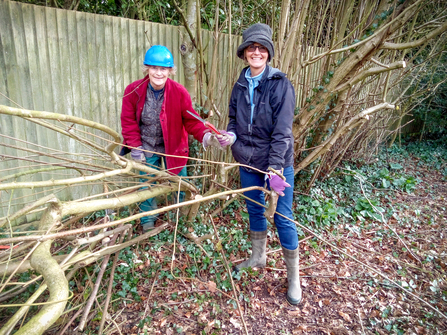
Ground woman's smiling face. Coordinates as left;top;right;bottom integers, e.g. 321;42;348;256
148;66;170;90
244;43;269;76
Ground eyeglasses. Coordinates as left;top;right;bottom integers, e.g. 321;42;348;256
148;66;170;73
247;44;268;53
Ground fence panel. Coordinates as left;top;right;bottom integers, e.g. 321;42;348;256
0;0;243;220
0;0;330;220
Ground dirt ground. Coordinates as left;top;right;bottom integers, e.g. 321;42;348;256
86;155;447;335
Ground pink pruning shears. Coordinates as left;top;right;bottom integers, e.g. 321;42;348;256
186;110;221;135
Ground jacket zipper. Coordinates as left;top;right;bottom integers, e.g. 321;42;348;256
237;81;252;136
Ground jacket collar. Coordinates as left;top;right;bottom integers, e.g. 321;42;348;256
236;65;285;87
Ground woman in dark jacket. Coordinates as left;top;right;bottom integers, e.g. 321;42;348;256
217;23;301;305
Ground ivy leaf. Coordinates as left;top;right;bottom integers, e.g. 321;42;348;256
390;163;403;170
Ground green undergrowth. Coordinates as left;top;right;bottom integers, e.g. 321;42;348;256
66;139;446;334
294;139;446;233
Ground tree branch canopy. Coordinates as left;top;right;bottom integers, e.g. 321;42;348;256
382;20;447;50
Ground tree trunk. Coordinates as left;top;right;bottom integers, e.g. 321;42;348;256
179;0;198;101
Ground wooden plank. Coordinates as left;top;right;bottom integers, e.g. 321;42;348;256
76;12;90;121
112;16;124;102
121;18;131;90
56;8;74;118
22;2;50;183
136;18;147;81
9;1;40;215
34;5;54;113
0;0;19;218
95;15;109;131
170;24;180;84
0;0;13;107
45;7;74;202
103;15;119;132
129;19;139;83
86;12;99;126
67;10;82;119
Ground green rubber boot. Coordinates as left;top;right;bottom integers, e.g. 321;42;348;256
234;230;267;272
282;246;302;305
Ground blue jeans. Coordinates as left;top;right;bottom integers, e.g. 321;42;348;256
239;166;298;250
139;155;187;225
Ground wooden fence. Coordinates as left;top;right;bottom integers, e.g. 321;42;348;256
0;0;335;221
0;0;245;219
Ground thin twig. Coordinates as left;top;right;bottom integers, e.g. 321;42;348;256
141;269;159;321
58;308;83;335
98;229;126;335
358;308;365;334
78;224;122;331
209;215;249;335
105;313;123;335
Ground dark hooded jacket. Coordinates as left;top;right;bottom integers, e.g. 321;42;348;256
228;65;295;172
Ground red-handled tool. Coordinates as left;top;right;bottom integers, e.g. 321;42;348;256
0;245;19;250
186;110;221;135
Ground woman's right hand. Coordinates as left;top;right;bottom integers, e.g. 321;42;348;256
131;146;145;162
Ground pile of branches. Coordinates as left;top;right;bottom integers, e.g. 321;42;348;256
0;106;252;334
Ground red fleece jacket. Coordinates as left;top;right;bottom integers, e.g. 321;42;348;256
121;76;209;175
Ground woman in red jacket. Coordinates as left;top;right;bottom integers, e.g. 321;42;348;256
120;45;225;231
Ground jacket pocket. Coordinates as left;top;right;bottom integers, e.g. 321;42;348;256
231;140;249;165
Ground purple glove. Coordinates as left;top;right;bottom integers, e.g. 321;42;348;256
268;171;291;196
215;130;236;147
131;146;145;162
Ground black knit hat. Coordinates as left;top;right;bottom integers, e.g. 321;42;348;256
237;23;274;62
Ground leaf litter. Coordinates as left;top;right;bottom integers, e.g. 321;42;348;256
63;143;446;334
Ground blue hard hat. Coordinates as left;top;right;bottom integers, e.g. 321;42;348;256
144;45;174;67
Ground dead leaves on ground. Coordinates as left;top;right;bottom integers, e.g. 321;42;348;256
112;155;446;334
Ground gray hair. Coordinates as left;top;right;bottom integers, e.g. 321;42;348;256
142;64;177;76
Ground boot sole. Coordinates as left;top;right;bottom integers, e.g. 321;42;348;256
286;294;302;305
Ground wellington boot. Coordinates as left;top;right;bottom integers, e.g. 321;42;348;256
282;246;302;305
141;221;155;233
234;230;267;272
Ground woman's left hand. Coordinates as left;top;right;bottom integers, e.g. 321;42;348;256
215;130;236;147
268;171;291;196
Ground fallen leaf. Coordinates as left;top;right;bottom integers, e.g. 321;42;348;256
294;325;308;331
339;311;352;322
416;326;427;334
230;317;241;329
287;309;301;316
160;318;167;327
208;280;216;293
204;320;217;333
